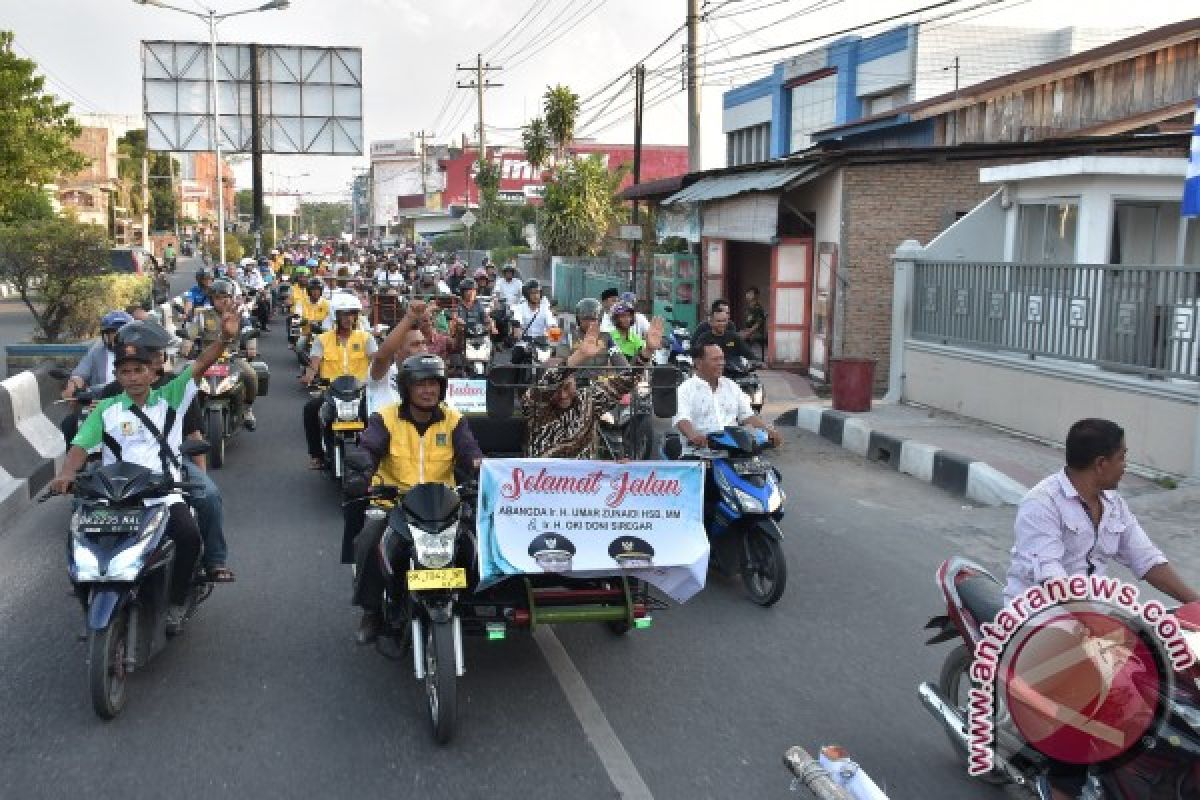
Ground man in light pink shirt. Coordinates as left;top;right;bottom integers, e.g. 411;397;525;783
1005;418;1196;605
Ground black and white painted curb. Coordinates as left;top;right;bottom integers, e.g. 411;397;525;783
0;368;67;519
775;406;1029;507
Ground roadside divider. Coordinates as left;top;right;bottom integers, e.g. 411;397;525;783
0;367;68;519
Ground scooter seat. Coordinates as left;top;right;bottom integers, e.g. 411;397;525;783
957;573;1005;626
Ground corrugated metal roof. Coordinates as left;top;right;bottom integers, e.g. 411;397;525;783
661;164;818;205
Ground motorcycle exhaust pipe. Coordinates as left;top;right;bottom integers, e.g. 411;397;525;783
453;615;465;677
411;618;425;680
917;682;1034;790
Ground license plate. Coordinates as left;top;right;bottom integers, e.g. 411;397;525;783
733;458;772;476
79;509;142;534
332;421;364;431
407;568;466;591
205;364;230;377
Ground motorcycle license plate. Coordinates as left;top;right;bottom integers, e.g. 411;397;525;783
79;509;142;534
733;458;772;476
407;568;467;591
205;364;230;377
331;421;364;431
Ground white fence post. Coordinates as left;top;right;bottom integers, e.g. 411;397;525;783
885;240;923;404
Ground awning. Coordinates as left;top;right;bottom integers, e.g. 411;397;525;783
662;163;821;205
618;175;686;201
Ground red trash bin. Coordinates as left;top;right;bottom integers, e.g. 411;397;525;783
829;358;876;412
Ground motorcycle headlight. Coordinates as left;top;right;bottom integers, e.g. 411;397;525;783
734;487;765;514
600;411;616;425
411;524;457;569
71;539;102;581
334;397;360;421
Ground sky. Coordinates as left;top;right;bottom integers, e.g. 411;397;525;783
4;0;1194;205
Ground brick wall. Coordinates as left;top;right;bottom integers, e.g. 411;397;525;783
838;143;1188;391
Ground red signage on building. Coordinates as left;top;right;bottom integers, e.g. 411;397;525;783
439;143;689;208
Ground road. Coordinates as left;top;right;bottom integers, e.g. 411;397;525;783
2;258;1192;799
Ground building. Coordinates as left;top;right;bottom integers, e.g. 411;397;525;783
722;22;1139;166
368;138;448;232
56;125;119;230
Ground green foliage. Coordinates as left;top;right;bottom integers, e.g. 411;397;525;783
236;189;254;216
490;244;530;266
0;32;87;224
222;233;244;263
540;155;627;257
474;161;502;223
115;129;180;231
432;232;465;253
299;202;349;238
66;274;153;340
521;117;550;170
543;85;580;159
0;216;110;342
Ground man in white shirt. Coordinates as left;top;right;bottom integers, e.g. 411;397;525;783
513;279;557;339
495;264;524;309
673;339;781;448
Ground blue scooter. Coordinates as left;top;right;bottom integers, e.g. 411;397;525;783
664;426;788;606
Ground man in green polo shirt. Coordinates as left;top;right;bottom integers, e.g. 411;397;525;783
609;301;645;359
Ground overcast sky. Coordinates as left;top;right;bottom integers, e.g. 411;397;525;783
5;0;1192;203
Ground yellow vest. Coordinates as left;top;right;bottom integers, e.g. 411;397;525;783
298;295;330;328
316;329;372;381
375;402;462;493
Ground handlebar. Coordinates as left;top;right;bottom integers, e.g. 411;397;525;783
782;748;855;800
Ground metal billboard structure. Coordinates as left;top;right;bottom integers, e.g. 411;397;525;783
142;40;363;155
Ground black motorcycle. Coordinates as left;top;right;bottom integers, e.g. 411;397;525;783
49;451;211;719
196;326;266;468
323;375;366;488
725;355;765;413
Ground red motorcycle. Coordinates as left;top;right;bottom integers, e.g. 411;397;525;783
919;556;1200;799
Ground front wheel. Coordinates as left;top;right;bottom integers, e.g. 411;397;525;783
88;608;130;719
206;408;225;469
423;619;458;744
741;526;787;607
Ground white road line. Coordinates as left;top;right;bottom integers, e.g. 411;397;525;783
533;626;654;800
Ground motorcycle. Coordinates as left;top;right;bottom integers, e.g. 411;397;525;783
920;558;1200;798
598;377;655;461
296;321;326;370
663;426;787;606
323;375;366;489
510;334;554;367
45;448;212;719
462;320;493;377
725;355;765;413
195;324;265;469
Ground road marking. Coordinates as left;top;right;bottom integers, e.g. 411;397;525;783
533;626;654;800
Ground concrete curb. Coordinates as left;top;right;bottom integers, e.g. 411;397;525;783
0;367;67;518
776;406;1030;506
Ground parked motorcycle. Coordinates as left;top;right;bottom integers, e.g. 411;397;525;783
663;426;787;606
45;448;212;719
725;355;765;413
919;556;1200;798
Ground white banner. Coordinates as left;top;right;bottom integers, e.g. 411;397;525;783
476;459;709;602
446;378;487;414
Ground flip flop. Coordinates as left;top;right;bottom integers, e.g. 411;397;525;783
207;566;235;582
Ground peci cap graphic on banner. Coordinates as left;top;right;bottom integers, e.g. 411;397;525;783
142;40;363;154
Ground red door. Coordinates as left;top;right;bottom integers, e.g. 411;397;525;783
768;238;813;368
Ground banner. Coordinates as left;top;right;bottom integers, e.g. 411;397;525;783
1186;96;1200;217
476;459;708;602
446;379;487;414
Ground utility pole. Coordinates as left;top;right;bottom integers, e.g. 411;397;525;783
945;56;961;144
141;153;150;251
631;63;647;299
457;54;503;209
686;0;702;171
413;130;431;203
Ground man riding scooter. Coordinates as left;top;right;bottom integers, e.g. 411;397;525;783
182;268;216;317
61;310;134;443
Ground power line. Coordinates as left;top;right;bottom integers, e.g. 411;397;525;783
491;0;577;64
506;0;612;72
482;0;552;59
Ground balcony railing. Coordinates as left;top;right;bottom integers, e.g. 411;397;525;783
911;260;1200;381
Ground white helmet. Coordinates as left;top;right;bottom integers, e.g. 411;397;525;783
240;257;256;267
330;291;363;315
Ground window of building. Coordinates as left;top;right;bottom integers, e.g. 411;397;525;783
725;123;771;167
789;72;838;152
1016;199;1078;263
1110;201;1182;265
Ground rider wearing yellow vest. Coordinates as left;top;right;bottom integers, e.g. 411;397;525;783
347;354;483;644
296;278;331;335
300;292;377;469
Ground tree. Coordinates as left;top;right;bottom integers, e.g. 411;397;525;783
0;217;110;342
298;202;350;238
539;155;627;257
0;32;87;224
521;117;550;171
235;189;254;217
543;85;580;160
474;160;501;223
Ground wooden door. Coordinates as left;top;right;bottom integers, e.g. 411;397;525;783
808;242;837;381
703;238;725;313
769;238;813;367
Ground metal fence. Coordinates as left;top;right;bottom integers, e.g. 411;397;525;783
911;260;1200;380
550;255;633;310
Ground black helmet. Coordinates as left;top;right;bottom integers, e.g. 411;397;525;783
195;267;214;283
306;277;324;292
522;279;541;301
116;319;177;350
458;278;476;293
398;354;448;402
575;297;601;321
211;278;235;297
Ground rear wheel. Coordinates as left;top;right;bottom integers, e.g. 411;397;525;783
423;619;458;744
87;608;130;720
740;526;787;607
938;645;1009;785
206;408;225;469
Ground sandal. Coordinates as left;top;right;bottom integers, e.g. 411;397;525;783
207;566;236;582
309;457;324;470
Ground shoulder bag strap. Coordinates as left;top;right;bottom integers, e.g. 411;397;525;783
128;405;182;474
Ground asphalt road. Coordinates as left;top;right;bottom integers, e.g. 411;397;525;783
0;259;1081;799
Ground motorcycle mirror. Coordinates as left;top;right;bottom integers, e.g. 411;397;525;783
180;439;211;457
649;365;681;418
662;433;683;460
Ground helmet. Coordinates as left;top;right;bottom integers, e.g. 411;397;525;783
116;319;178;350
306;277;325;292
195;267;214;283
502;262;516;274
306;258;319;267
100;310;134;332
458;278;476;293
522;279;542;301
619;291;637;306
269;249;279;256
211;278;236;297
611;301;634;319
575;297;602;321
330;292;363;315
240;257;256;267
397;354;448;402
474;268;487;279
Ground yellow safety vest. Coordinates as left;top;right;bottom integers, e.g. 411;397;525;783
375;402;461;493
316;329;372;381
298;295;330;324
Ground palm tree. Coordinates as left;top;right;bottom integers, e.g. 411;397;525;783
522;117;550;172
543;84;580;160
